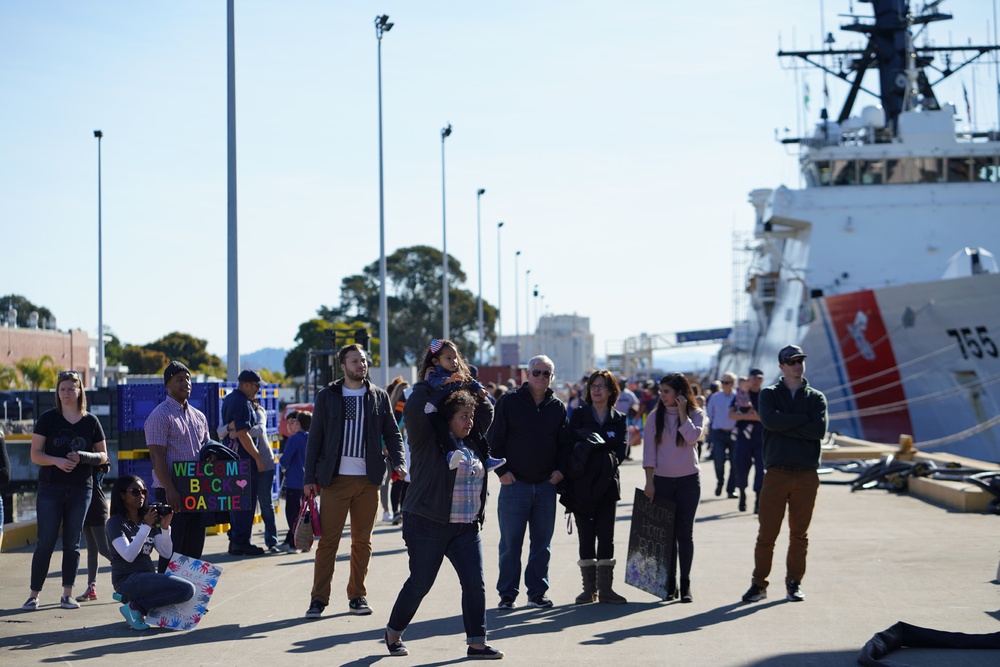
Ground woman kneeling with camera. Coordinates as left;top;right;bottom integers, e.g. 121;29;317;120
105;475;196;630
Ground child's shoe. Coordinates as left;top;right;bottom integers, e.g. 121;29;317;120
447;451;463;470
485;457;506;473
76;583;98;602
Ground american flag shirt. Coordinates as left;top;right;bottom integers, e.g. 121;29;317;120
338;386;368;476
449;436;485;524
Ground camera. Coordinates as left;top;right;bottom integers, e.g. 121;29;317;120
148;502;174;517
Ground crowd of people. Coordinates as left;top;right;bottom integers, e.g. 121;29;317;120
15;340;828;662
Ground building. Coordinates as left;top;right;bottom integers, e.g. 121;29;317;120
498;314;593;385
1;318;91;387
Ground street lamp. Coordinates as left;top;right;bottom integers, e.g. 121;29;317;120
93;129;104;388
440;123;452;339
496;221;504;363
476;188;486;364
375;14;393;386
514;251;521;365
525;268;531;360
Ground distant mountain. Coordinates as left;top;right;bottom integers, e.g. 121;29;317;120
222;347;288;372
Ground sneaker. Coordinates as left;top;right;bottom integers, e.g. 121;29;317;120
742;583;767;603
76;583;98;601
229;544;265;556
382;510;394;523
119;602;150;630
21;597;39;611
468;645;505;659
60;596;81;609
279;542;300;554
266;545;282;554
305;599;326;619
447;450;463;470
786;580;805;602
485;456;506;473
526;595;553;608
497;597;516;609
385;630;409;656
392;512;402;525
349;596;373;615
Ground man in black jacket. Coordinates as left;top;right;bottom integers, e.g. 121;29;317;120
742;345;828;605
489;354;571;609
302;344;405;619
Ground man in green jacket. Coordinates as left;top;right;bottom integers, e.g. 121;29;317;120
741;345;828;604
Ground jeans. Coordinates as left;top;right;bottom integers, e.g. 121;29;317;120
734;436;764;493
575;494;617;561
387;512;487;644
31;484;90;592
752;467;820;589
652;473;700;587
496;479;556;601
283;487;303;546
117;571;196;615
709;429;736;494
229;456;260;547
154;488;206;574
310;475;379;604
257;469;277;548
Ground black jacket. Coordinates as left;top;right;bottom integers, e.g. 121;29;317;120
758;377;828;470
402;382;494;524
488;383;571;483
304;378;404;487
560;406;628;516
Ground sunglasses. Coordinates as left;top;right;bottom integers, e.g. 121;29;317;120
58;371;79;379
783;359;805;366
127;487;148;497
721;380;733;385
531;369;552;378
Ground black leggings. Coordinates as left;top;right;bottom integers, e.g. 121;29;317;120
653;473;701;585
574;495;618;560
80;523;111;585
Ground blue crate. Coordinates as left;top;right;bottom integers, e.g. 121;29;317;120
117;458;156;489
119;381;279;436
117;384;167;432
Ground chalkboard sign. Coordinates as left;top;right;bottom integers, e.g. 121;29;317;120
169;459;252;512
624;488;676;599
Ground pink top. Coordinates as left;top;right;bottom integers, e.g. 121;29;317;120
642;405;706;478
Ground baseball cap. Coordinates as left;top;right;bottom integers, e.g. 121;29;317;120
778;345;808;364
238;369;262;384
748;368;765;378
163;361;190;385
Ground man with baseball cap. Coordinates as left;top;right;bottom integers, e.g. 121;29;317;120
221;368;268;556
742;344;828;604
730;368;766;512
145;361;211;572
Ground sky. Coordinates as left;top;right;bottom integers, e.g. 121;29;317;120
3;0;998;368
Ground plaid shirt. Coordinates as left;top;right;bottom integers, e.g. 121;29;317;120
449;438;485;524
144;396;209;489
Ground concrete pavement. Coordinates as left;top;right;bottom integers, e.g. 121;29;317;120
1;458;998;666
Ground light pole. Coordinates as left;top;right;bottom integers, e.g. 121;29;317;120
375;14;393;386
226;0;239;382
93;130;104;388
525;268;531;360
496;221;504;363
475;188;486;364
440;123;452;339
514;251;520;365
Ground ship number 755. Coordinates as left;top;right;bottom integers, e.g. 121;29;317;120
946;327;999;359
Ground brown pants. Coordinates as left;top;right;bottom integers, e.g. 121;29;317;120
752;467;819;589
310;475;380;605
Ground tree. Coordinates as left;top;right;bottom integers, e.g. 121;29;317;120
0;364;22;390
145;332;223;370
0;294;55;328
258;368;289;385
105;331;124;366
122;346;170;375
285;319;379;377
317;245;497;366
16;355;58;389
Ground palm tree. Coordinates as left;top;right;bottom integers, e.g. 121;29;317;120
0;364;21;389
15;355;58;390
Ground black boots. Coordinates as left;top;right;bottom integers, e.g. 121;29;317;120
575;559;598;604
595;559;627;604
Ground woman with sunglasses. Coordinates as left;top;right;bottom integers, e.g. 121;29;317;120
106;475;196;630
23;370;108;611
642;373;707;603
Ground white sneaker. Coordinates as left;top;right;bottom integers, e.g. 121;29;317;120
60;596;81;609
22;597;39;611
382;511;393;523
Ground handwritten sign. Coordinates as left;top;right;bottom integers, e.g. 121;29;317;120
624;488;676;600
147;553;222;630
169;460;251;512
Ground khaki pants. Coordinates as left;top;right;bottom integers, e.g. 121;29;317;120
310;475;379;605
752;467;820;589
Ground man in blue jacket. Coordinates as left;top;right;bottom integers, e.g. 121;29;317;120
742;345;828;604
489;354;571;609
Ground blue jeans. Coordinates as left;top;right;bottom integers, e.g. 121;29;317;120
257;469;277;548
229;456;259;547
31;484;90;592
709;429;736;494
117;572;196;615
387;512;486;643
734;436;764;493
496;479;556;601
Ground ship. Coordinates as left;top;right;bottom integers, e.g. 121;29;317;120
716;0;1000;463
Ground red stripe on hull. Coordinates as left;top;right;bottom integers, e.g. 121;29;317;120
824;290;914;442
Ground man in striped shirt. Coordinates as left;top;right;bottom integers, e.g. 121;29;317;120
302;344;405;620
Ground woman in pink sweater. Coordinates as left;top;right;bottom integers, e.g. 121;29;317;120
642;373;707;603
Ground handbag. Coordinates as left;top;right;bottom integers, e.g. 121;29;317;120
293;492;322;551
